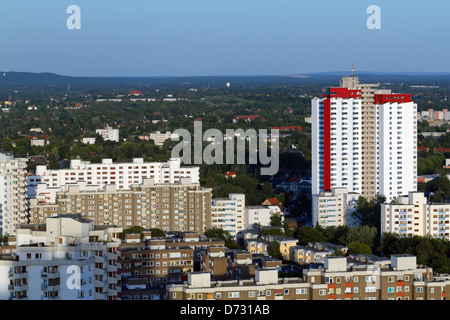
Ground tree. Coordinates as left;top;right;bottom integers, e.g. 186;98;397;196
270;214;282;227
347;242;373;255
204;227;239;249
295;226;326;244
149;228;165;237
347;225;378;249
267;241;282;260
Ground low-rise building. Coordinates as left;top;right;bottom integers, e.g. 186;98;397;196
381;191;450;240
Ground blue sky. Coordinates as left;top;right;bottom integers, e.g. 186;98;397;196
0;0;448;76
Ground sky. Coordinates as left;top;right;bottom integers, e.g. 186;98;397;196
0;0;449;77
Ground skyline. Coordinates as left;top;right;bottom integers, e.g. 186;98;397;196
0;0;449;77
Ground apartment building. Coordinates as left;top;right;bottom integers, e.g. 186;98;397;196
312;187;359;228
312;87;363;196
0;214;122;300
27;157;200;200
167;255;450;301
149;131;179;147
29;178;212;234
381;191;450;240
96;125;119;142
0;153;28;236
312;79;418;225
118;239;195;286
290;246;332;265
339;76;392;199
211;194;245;238
374;94;418;201
244;205;280;229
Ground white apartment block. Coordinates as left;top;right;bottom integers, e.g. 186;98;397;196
312;87;363;196
0;153;28;236
96;125;119;142
27;158;200;200
312;86;417;203
82;137;96;145
312;187;359;228
244;205;281;229
0;214;122;300
211;194;245;238
381;192;450;240
374;94;418;201
149;131;179;147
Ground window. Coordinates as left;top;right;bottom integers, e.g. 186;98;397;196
416;287;423;293
228;292;240;298
319;289;326;296
296;288;307;295
248;291;255;298
388;287;395;293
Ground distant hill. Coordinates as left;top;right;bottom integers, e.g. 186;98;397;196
1;71;450;90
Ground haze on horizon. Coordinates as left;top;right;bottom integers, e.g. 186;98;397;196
0;0;448;77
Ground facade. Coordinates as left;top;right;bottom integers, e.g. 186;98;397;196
27;157;200;199
29;178;213;234
312;78;418;221
312;187;359;228
0;153;28;236
96;125;119;142
149;131;179;147
339;76;392;199
211;194;245;238
118;239;195;286
82;137;96;145
381;192;450;240
312;87;363;196
167;255;450;301
0;214;122;300
244;206;280;229
374;94;418;201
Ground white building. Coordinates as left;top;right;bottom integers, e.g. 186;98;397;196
82;137;96;145
374;94;418;201
312;87;417;203
96;125;119;142
312;187;360;228
312;87;363;196
244;205;281;229
211;194;245;237
381;192;450;240
0;214;122;300
27;158;200;199
149;131;179;147
0;153;28;236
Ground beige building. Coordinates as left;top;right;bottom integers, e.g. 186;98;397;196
29;178;212;235
167;255;450;301
381;191;450;240
0;153;28;236
339;75;392;200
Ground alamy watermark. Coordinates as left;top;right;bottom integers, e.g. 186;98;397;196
367;5;381;30
67;5;81;30
170;121;280;176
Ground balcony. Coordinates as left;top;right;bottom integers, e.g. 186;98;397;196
42;284;60;292
42;271;60;279
94;268;106;276
106;264;118;273
94;255;105;263
9;284;28;291
9;271;28;280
